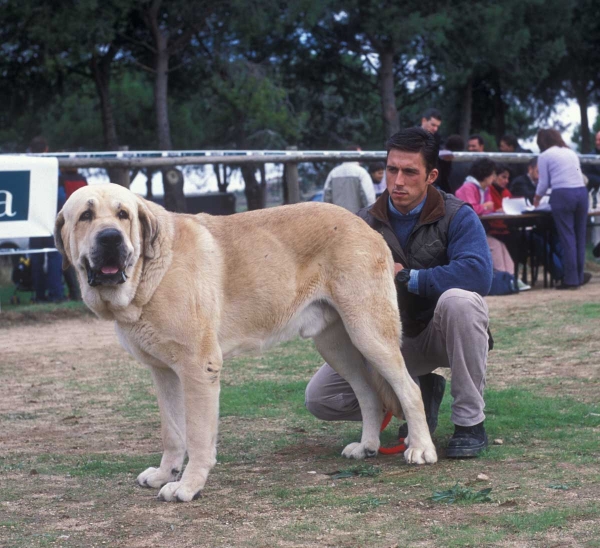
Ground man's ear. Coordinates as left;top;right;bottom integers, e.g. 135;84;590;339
53;211;71;270
427;168;439;185
136;196;159;259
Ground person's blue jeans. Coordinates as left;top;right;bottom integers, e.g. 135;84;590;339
30;236;64;301
550;187;588;286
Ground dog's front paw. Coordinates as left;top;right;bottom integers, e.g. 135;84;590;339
341;441;379;459
403;443;438;465
137;466;180;489
157;481;202;503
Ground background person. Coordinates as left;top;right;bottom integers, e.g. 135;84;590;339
323;145;375;213
441;134;471;194
455;160;519;281
467;134;485;152
420;108;442;135
509;158;539;204
368;161;386;197
534;129;590;290
454;158;495;215
582;130;600;211
28;136;66;303
59;164;89;300
498;134;531;178
306;127;493;458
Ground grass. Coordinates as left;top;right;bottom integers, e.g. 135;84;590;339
430;483;493;504
1;280;600;546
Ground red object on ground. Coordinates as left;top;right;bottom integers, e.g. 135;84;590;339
379;411;407;454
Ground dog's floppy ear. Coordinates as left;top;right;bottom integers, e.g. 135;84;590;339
136;196;159;259
53;211;71;269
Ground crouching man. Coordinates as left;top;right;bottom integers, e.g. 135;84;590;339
306;127;494;457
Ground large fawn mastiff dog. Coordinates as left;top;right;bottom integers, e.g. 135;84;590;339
54;183;437;502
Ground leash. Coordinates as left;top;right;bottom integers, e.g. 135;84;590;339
378;411;407;455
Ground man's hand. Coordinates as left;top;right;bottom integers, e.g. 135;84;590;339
533;195;541;208
394;263;404;275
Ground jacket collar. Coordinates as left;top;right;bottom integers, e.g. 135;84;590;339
369;184;446;227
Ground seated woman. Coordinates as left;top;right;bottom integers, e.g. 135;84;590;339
456;160;528;291
487;164;525;266
455;159;496;215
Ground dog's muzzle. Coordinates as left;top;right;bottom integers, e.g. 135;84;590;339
86;228;130;287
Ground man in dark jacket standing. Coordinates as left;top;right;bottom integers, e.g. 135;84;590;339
305;127;493;458
583;131;600;210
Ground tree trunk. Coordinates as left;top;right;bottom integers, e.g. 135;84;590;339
90;49;130;188
492;76;506;143
458;76;473;144
242;165;266;210
155;41;173;151
574;82;590;153
90;52;119;150
378;49;399;138
143;0;185;209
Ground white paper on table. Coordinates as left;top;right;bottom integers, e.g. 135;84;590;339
502;196;550;214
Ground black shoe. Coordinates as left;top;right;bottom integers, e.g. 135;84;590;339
446;421;488;458
583;272;592;285
555;282;580;290
398;373;446;438
593;242;600;258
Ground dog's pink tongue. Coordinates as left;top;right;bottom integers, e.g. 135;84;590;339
101;266;119;275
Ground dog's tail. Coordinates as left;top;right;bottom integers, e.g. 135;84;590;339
370;368;404;420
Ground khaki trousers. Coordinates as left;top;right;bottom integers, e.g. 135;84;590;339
305;289;489;427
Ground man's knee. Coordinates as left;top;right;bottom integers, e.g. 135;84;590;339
437;288;489;321
305;375;362;422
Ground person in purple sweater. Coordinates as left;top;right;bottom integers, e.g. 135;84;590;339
534;129;591;289
305;127;493;458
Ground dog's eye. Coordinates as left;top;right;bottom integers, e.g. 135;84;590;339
79;210;92;222
118;210;129;220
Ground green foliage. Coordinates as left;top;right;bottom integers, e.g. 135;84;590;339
430;483;493;504
0;0;597;161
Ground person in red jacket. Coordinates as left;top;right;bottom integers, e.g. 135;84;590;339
59;166;88;300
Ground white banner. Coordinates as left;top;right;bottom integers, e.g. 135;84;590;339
0;156;59;239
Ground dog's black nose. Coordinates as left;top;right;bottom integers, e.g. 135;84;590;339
98;228;123;248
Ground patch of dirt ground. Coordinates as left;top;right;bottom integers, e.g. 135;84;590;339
0;277;599;547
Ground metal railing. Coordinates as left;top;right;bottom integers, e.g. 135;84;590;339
2;149;600;258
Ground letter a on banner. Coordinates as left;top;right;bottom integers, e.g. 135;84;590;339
0;156;58;238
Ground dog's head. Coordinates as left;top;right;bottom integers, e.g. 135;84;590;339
54;184;158;289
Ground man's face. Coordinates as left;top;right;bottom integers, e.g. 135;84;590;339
499;140;515;153
371;169;384;184
467;139;484;152
421;117;441;134
496;170;510;188
385;149;438;214
528;164;539;183
595;131;600;151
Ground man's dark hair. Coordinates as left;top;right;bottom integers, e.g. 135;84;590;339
528;157;538;168
368;161;386;174
444;134;464;152
537;128;567;152
468;134;485;146
500;134;519;150
386;127;439;174
29;136;48;153
422;107;442;121
468;158;497;182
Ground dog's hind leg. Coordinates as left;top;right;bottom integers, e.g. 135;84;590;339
313;320;384;460
137;365;187;489
339;309;437;465
331;265;437;465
